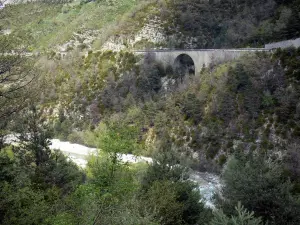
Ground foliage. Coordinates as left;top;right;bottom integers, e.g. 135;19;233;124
2;1;300;224
211;202;264;225
0;33;35;136
0;104;84;224
283;141;300;193
0;183;51;225
273;47;300;81
48;48;300;171
16;106;53;166
218;152;300;225
97;121;138;154
163;0;300;48
140;137;212;225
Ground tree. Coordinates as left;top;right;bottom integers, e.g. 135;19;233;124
86;121;139;207
92;121;138;183
14;105;84;192
211;202;264;225
0;106;84;224
0;183;50;225
17;105;52;167
136;55;165;99
218;152;300;225
143;180;185;225
0;145;50;225
283;141;300;193
141;135;212;225
0;27;36;148
181;92;203;124
0;32;35;118
84;122;159;225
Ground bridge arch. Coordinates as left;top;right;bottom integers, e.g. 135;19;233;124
173;54;195;78
134;48;267;75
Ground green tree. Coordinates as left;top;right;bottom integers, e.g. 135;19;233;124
181;92;203;124
0;33;35;147
218;152;300;225
84;121;145;224
17;105;52;167
136;56;165;98
211;202;264;225
91;121;138;185
141;136;212;225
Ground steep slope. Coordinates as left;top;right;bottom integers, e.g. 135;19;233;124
2;0;300;53
0;0;159;53
1;0;300;168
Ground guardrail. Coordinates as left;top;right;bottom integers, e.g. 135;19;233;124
134;48;269;53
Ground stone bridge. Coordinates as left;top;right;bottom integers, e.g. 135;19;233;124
135;48;268;74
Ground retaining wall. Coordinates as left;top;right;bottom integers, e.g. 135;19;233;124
265;38;300;49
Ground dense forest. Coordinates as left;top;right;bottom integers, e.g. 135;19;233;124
1;0;300;224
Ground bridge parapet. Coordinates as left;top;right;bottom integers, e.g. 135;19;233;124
134;48;268;53
134;48;270;74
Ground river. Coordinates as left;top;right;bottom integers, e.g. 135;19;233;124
49;139;221;208
4;135;221;208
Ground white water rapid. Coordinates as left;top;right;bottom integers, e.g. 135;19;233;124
4;135;221;208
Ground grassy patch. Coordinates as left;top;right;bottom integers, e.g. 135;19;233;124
1;0;159;51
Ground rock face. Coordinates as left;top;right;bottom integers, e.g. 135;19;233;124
100;16;200;51
101;16;166;51
0;29;11;35
1;0;32;5
54;16;167;56
57;30;101;54
134;18;166;44
53;8;201;56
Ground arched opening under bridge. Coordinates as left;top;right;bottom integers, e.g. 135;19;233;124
173;54;195;80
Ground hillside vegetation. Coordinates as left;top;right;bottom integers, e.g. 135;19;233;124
2;0;300;51
1;0;300;224
162;0;300;48
0;0;157;51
